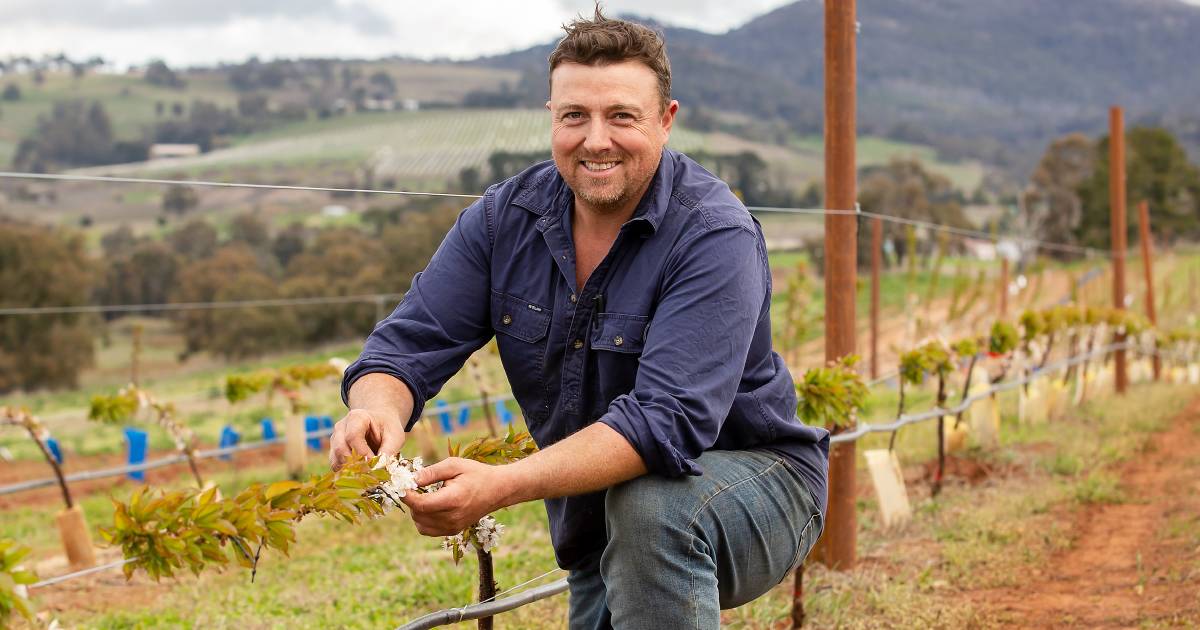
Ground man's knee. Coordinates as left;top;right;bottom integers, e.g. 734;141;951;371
604;474;694;538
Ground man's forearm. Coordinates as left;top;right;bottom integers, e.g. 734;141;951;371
499;422;647;506
346;373;415;428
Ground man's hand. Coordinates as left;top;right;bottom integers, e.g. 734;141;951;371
328;408;406;470
402;458;514;536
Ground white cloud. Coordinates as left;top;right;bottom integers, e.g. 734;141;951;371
0;0;794;68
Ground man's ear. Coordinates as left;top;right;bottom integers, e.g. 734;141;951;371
661;100;680;136
545;100;552;111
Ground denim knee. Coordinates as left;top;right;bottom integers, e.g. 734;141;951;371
603;474;692;539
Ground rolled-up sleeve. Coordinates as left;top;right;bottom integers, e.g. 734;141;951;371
341;194;494;430
599;224;768;477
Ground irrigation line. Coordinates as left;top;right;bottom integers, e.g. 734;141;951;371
0;394;516;497
829;341;1132;444
0;171;482;200
28;557;136;590
396;578;570;630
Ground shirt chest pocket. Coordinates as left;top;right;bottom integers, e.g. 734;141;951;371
491;291;552;421
492;291;551;343
590;313;649;354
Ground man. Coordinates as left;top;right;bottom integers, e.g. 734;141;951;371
330;9;829;629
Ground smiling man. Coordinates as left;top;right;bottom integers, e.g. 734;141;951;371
330;8;829;629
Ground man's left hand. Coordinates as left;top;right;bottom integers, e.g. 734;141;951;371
401;457;516;537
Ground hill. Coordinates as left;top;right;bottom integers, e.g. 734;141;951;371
475;0;1200;170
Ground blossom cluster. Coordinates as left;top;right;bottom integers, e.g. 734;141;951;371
440;515;507;561
372;454;425;511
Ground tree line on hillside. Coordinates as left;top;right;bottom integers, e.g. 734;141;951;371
1024;126;1200;251
6;57;457;172
0;199;459;394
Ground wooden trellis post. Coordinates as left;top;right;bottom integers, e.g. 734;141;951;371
1110;106;1128;394
1136;199;1159;380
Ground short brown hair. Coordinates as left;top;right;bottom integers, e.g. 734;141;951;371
547;6;672;110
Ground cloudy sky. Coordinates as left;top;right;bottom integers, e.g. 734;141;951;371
0;0;798;69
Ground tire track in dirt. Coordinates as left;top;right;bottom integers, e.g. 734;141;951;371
969;395;1200;628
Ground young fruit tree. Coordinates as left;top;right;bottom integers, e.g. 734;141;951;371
1;407;95;568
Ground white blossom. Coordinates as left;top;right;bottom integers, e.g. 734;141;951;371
442;533;468;555
474;515;506;553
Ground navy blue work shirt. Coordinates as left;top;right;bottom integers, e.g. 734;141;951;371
342;148;830;570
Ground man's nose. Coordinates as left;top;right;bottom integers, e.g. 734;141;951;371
582;119;613;154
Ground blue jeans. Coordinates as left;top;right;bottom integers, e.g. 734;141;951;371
567;449;824;629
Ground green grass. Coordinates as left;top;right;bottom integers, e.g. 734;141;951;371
789;133;985;192
0;71;239;165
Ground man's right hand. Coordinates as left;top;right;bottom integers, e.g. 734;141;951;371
328;408;406;470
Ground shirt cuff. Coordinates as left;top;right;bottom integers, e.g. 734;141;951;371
341;356;429;431
598;395;703;478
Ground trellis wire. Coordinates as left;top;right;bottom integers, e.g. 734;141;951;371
11;342;1185;607
0;393;515;497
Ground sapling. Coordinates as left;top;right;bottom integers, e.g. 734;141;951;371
1;407;73;509
224;362;340;415
104;427;538;630
890;342;953;494
950;337;981;430
790;355;867;628
794;355;868;429
988;320;1020;384
90;385;204;487
3;408;98;570
225;361;342;479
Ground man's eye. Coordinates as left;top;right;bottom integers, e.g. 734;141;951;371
614;112;633;120
563;112;583;120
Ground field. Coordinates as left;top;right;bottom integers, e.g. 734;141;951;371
3;66;1197;630
3;238;1196;627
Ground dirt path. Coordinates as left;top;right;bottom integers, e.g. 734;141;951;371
971;396;1200;628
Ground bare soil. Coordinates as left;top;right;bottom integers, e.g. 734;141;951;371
968;397;1200;627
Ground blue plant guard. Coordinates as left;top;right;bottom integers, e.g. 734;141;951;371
218;425;240;461
496;401;514;425
124;427;148;482
261;418;277;442
320;416;334;447
436;400;453;434
458;406;470;427
304;416;321;451
45;437;64;465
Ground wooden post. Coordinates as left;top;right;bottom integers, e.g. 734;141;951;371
131;323;142;387
1110;107;1128;394
999;257;1009;318
1136;200;1160;380
871;217;881;380
821;0;857;570
285;414;307;479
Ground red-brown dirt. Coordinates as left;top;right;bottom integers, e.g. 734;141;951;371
968;397;1200;627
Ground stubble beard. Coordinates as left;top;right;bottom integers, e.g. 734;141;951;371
565;154;656;217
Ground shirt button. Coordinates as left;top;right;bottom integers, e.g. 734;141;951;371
573;339;584;349
501;314;512;325
614;336;624;346
569;293;577;303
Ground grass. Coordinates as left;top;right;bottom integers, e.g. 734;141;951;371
3;371;1196;627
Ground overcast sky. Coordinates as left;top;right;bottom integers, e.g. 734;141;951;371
0;0;798;69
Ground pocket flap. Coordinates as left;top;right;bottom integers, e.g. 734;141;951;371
492;292;551;343
590;313;649;353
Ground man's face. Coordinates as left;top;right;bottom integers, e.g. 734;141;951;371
547;60;678;216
